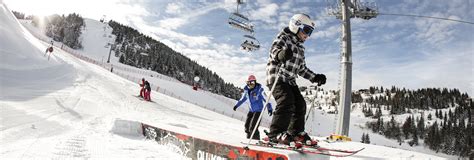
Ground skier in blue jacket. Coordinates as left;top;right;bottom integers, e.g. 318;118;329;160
233;75;273;140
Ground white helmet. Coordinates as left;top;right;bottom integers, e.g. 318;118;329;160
288;14;315;36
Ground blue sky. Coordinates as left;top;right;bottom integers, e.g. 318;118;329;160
5;0;473;95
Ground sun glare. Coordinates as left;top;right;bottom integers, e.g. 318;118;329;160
4;0;66;16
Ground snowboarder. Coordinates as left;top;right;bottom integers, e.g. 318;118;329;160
263;13;326;147
139;78;145;98
233;75;273;140
144;80;151;101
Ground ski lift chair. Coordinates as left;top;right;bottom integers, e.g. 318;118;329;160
240;35;260;51
228;12;254;33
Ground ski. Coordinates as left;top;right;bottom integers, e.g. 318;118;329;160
133;95;155;103
304;145;365;154
259;130;364;154
298;147;362;157
241;141;363;157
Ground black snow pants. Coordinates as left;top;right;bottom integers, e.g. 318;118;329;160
267;80;306;138
245;111;261;140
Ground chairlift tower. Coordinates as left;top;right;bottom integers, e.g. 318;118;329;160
328;0;378;137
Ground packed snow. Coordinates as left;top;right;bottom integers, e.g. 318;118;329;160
1;3;449;159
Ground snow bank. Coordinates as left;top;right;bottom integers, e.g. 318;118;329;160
0;4;75;101
0;4;54;69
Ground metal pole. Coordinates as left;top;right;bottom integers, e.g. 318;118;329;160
336;0;352;137
107;44;113;63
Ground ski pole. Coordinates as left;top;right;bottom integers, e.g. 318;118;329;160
244;63;284;151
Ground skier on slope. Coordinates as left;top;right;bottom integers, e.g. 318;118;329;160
45;40;54;57
233;75;273;140
263;14;326;147
44;46;53;56
144;80;151;101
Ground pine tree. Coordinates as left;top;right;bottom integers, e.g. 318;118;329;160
361;133;366;143
461;122;472;157
409;129;419;146
443;113;447;127
410;115;417;136
365;133;370;144
119;55;125;63
378;117;384;133
388;116;402;141
369;86;375;94
368;107;374;117
374;107;382;118
425;122;440;151
417;114;425;138
402;116;412;139
63;13;84;49
12;11;25;19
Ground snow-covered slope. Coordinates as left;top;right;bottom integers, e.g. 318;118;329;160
0;4;75;101
19;16;274;127
79;18;117;62
1;3;446;159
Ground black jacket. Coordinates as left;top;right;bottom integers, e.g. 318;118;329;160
266;27;317;86
144;81;151;91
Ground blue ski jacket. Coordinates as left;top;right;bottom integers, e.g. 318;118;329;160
234;83;273;113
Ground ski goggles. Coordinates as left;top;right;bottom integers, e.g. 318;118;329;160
247;80;256;85
299;24;314;37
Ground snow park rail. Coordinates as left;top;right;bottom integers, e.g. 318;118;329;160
112;120;349;159
140;122;288;160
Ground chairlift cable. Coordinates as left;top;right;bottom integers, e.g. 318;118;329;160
379;13;474;25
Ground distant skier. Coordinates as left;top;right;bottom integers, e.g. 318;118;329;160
44;46;54;60
263;14;326;147
233;75;273;140
44;46;53;56
139;78;145;98
144;80;151;101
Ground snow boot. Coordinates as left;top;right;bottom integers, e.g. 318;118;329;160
294;132;318;147
262;136;277;144
263;132;302;148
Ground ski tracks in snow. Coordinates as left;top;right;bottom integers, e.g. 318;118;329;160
53;134;90;159
52;116;107;159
